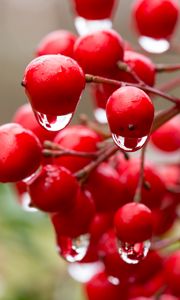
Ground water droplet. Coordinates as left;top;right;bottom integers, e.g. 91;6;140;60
68;261;104;283
139;36;170;54
108;276;120;285
112;134;148;152
117;240;151;264
74;17;112;36
94;108;107;124
34;110;73;132
20;192;38;212
57;234;90;263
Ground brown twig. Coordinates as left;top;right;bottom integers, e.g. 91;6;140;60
155;63;180;73
152;236;180;250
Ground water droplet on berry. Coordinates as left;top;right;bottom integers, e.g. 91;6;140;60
68;261;104;283
94;108;107;124
112;134;148;152
57;234;90;263
34;110;73;132
74;17;112;36
139;36;170;54
20;192;38;213
117;240;151;264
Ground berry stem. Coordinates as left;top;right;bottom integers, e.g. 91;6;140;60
85;74;180;106
152;236;180;250
155;63;180;73
117;61;145;85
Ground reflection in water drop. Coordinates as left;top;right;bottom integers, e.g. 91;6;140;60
68;261;104;283
34;110;73;132
112;134;148;152
20;192;38;213
139;36;170;54
57;234;90;263
117;240;151;264
94;108;107;124
74;17;112;36
108;276;120;285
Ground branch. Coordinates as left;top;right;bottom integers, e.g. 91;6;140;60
155;63;180;73
152;236;180;250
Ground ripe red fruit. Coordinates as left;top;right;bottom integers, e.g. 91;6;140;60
132;0;179;40
151;116;180;152
22;54;85;117
84;271;128;300
74;29;124;76
114;203;153;244
53;125;101;172
116;50;156;86
35;30;77;58
91;83;117;110
86;162;127;212
164;250;180;296
51;189;95;238
0;123;41;183
28;164;79;213
72;0;117;20
106;86;154;151
13;103;56;144
159;295;179;300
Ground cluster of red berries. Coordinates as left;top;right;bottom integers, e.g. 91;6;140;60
0;0;180;299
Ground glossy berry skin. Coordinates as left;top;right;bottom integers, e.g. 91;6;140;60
106;86;154;138
13;103;56;144
22;54;85;116
28;164;79;213
51;189;95;238
35;30;77;58
84;271;128;300
0;123;41;183
159;295;179;300
72;0;117;20
92;83;117;110
164;251;180;296
151;116;180;152
74;29;124;76
114;203;153;244
132;0;179;39
116;51;156;86
53;125;101;172
86;162;127;212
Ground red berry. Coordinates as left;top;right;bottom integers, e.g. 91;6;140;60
22;54;85;116
159;295;179;300
51;189;95;238
151;116;180;152
86;162;127;212
0;123;41;183
84;271;128;300
106;86;154;151
35;30;77;57
13;103;56;144
28;164;79;213
91;83;117;110
164;250;180;296
116;51;156;86
53;125;101;172
114;203;153;243
72;0;117;20
74;29;124;76
132;0;179;40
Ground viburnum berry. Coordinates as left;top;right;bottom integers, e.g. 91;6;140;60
114;203;153;244
84;271;128;300
35;30;77;57
71;0;117;20
164;250;180;297
74;29;124;76
53;125;101;172
22;54;85;131
28;164;79;213
12;103;56;144
151;116;180;152
51;189;95;238
86;162;127;212
132;0;179;40
0;123;42;183
159;295;180;300
116;50;156;86
106;86;154;151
